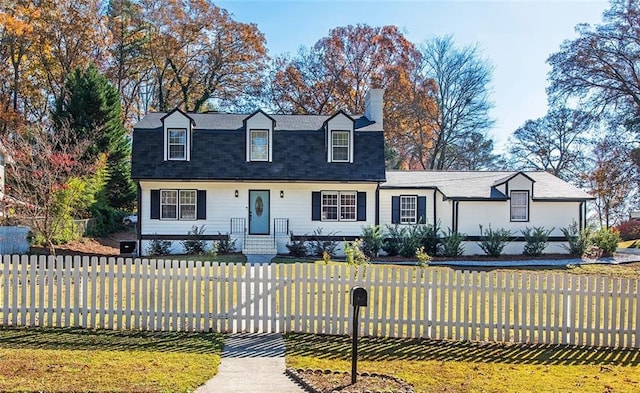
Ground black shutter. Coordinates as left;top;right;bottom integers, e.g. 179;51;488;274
150;190;160;219
357;192;366;221
417;196;427;224
391;196;400;224
312;192;321;221
197;190;207;220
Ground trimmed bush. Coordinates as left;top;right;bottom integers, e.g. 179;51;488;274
478;225;512;257
591;227;621;257
521;226;553;256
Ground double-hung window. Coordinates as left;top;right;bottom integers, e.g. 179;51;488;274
331;130;350;162
250;129;269;161
168;128;187;160
321;191;356;221
400;195;417;224
160;189;197;220
510;191;529;221
161;190;178;219
179;190;197;219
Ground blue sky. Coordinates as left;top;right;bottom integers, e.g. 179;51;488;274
217;0;609;152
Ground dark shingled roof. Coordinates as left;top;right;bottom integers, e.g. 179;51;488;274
131;112;386;182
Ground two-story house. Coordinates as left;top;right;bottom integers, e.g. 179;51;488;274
131;90;386;257
132;89;594;257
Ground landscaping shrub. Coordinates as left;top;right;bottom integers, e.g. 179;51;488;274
360;225;383;258
87;204;127;237
400;225;424;258
181;225;207;255
216;233;236;254
309;228;339;257
615;219;640;241
478;225;512;257
287;233;308;257
418;223;441;256
441;228;466;257
560;221;592;256
591;227;621;257
382;225;404;256
521;226;553;256
148;235;172;256
344;239;369;265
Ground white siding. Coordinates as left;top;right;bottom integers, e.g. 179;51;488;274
139;180;378;242
379;189;437;226
506;173;533;194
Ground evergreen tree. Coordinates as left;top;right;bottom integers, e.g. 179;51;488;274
53;64;136;210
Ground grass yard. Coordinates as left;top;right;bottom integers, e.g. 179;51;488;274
0;327;223;392
285;333;640;393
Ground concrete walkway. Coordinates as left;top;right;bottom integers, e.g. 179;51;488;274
195;333;305;393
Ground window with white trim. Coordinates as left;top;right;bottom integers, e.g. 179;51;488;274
400;195;417;224
160;189;197;220
510;191;529;221
179;190;197;219
168;128;187;160
321;191;356;221
331;130;350;162
250;129;269;161
161;190;178;219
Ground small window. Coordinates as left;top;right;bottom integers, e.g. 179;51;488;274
179;190;197;219
510;191;529;221
331;130;350;162
161;190;178;219
322;192;338;220
168;128;187;160
400;196;417;224
250;129;269;161
340;192;356;220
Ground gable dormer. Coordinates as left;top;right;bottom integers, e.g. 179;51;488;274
494;172;536;222
162;108;195;161
244;110;276;162
324;110;355;163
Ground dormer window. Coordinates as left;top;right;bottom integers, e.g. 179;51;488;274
250;129;269;161
331;130;350;162
162;108;194;161
168;128;187;160
244;110;275;162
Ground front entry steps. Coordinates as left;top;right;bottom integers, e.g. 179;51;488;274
242;235;277;263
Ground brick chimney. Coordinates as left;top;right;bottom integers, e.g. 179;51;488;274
364;89;384;130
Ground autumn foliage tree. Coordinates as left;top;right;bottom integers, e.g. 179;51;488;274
267;24;441;169
2;125;95;253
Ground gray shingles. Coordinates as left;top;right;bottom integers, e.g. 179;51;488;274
382;171;593;200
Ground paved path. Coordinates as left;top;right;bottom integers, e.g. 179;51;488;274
195;333;305;393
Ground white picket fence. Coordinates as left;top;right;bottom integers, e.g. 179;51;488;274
1;255;639;348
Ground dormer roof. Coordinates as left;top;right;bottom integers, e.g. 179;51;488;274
161;108;196;127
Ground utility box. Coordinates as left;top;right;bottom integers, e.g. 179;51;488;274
119;240;137;255
350;286;368;307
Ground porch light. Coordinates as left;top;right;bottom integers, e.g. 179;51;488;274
280;190;284;198
235;190;239;198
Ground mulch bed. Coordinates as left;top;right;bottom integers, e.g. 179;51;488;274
287;368;414;393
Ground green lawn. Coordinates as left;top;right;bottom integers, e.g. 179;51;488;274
0;327;224;392
285;333;640;393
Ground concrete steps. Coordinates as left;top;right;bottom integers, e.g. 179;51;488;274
242;235;277;255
